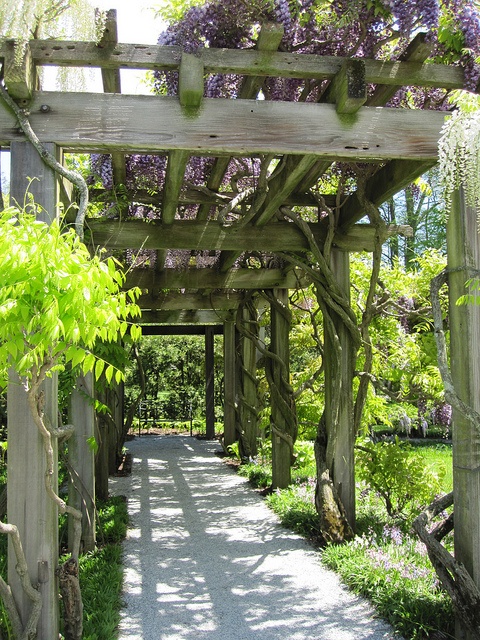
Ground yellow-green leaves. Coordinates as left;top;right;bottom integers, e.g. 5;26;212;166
0;206;141;390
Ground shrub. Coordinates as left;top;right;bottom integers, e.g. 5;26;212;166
355;438;445;521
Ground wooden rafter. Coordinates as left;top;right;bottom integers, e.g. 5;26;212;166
124;267;308;291
98;9;126;188
1;40;465;91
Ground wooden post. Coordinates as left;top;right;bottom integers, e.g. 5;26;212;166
205;326;215;439
95;388;110;501
68;373;96;552
446;189;480;640
235;304;259;458
270;289;295;489
223;320;236;447
324;250;356;528
7;141;60;639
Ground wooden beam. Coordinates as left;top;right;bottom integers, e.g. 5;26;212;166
3;41;36;103
90;186;328;209
179;53;204;109
196;22;284;221
141;325;223;335
125;267;308;291
367;32;436;107
253;155;319;226
0;92;446;161
138;291;244;310
338;159;436;230
323;58;367;114
98;10;126;187
162;150;190;223
139;309;233;324
7;40;466;90
292;33;438;198
87;219;391;253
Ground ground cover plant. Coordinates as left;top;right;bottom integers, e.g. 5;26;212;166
0;495;128;640
235;438;454;640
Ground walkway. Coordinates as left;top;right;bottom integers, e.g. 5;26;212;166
110;435;401;640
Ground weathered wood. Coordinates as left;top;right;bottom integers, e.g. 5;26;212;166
9;141;59;221
139;309;233;324
3;39;465;89
323;58;367;114
68;374;96;553
87;219;398;253
7;141;60;640
236;303;259;458
162;150;190;223
205;326;215;439
94;389;109;501
3;41;36;102
0;92;446;161
446;189;480;640
8;373;59;639
125;267;307;291
338;159;437;231
197;22;284;221
253;156;319;227
270;289;295;489
179;53;204;109
141;325;224;336
223;320;236;447
325;250;355;527
98;10;126;187
367;32;435;107
138;291;245;311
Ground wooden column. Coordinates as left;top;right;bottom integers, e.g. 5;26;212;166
223;320;236;447
236;304;259;458
7;141;59;639
205;326;215;439
68;373;96;552
324;250;356;528
95;388;110;501
270;289;295;489
446;189;480;640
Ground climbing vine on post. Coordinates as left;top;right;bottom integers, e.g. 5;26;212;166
0;206;141;638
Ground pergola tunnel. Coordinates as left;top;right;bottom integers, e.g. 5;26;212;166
1;3;480;638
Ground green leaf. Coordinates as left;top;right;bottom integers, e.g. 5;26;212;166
94;358;105;380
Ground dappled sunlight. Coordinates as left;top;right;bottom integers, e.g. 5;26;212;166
111;435;400;640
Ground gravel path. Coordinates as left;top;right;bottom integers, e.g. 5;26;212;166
110;434;401;640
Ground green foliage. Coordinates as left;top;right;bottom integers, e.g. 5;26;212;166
356;438;445;519
125;334;223;422
0;207;141;390
351;249;447;431
237;461;272;488
266;482;319;539
321;528;453;640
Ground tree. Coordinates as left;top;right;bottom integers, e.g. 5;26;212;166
0;205;140;638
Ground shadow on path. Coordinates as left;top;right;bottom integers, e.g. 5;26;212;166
110;435;400;640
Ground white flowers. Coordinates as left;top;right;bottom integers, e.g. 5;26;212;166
438;91;480;217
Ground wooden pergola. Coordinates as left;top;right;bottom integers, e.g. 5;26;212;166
1;9;479;639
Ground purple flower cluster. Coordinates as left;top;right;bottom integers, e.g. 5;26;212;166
90;153;113;190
